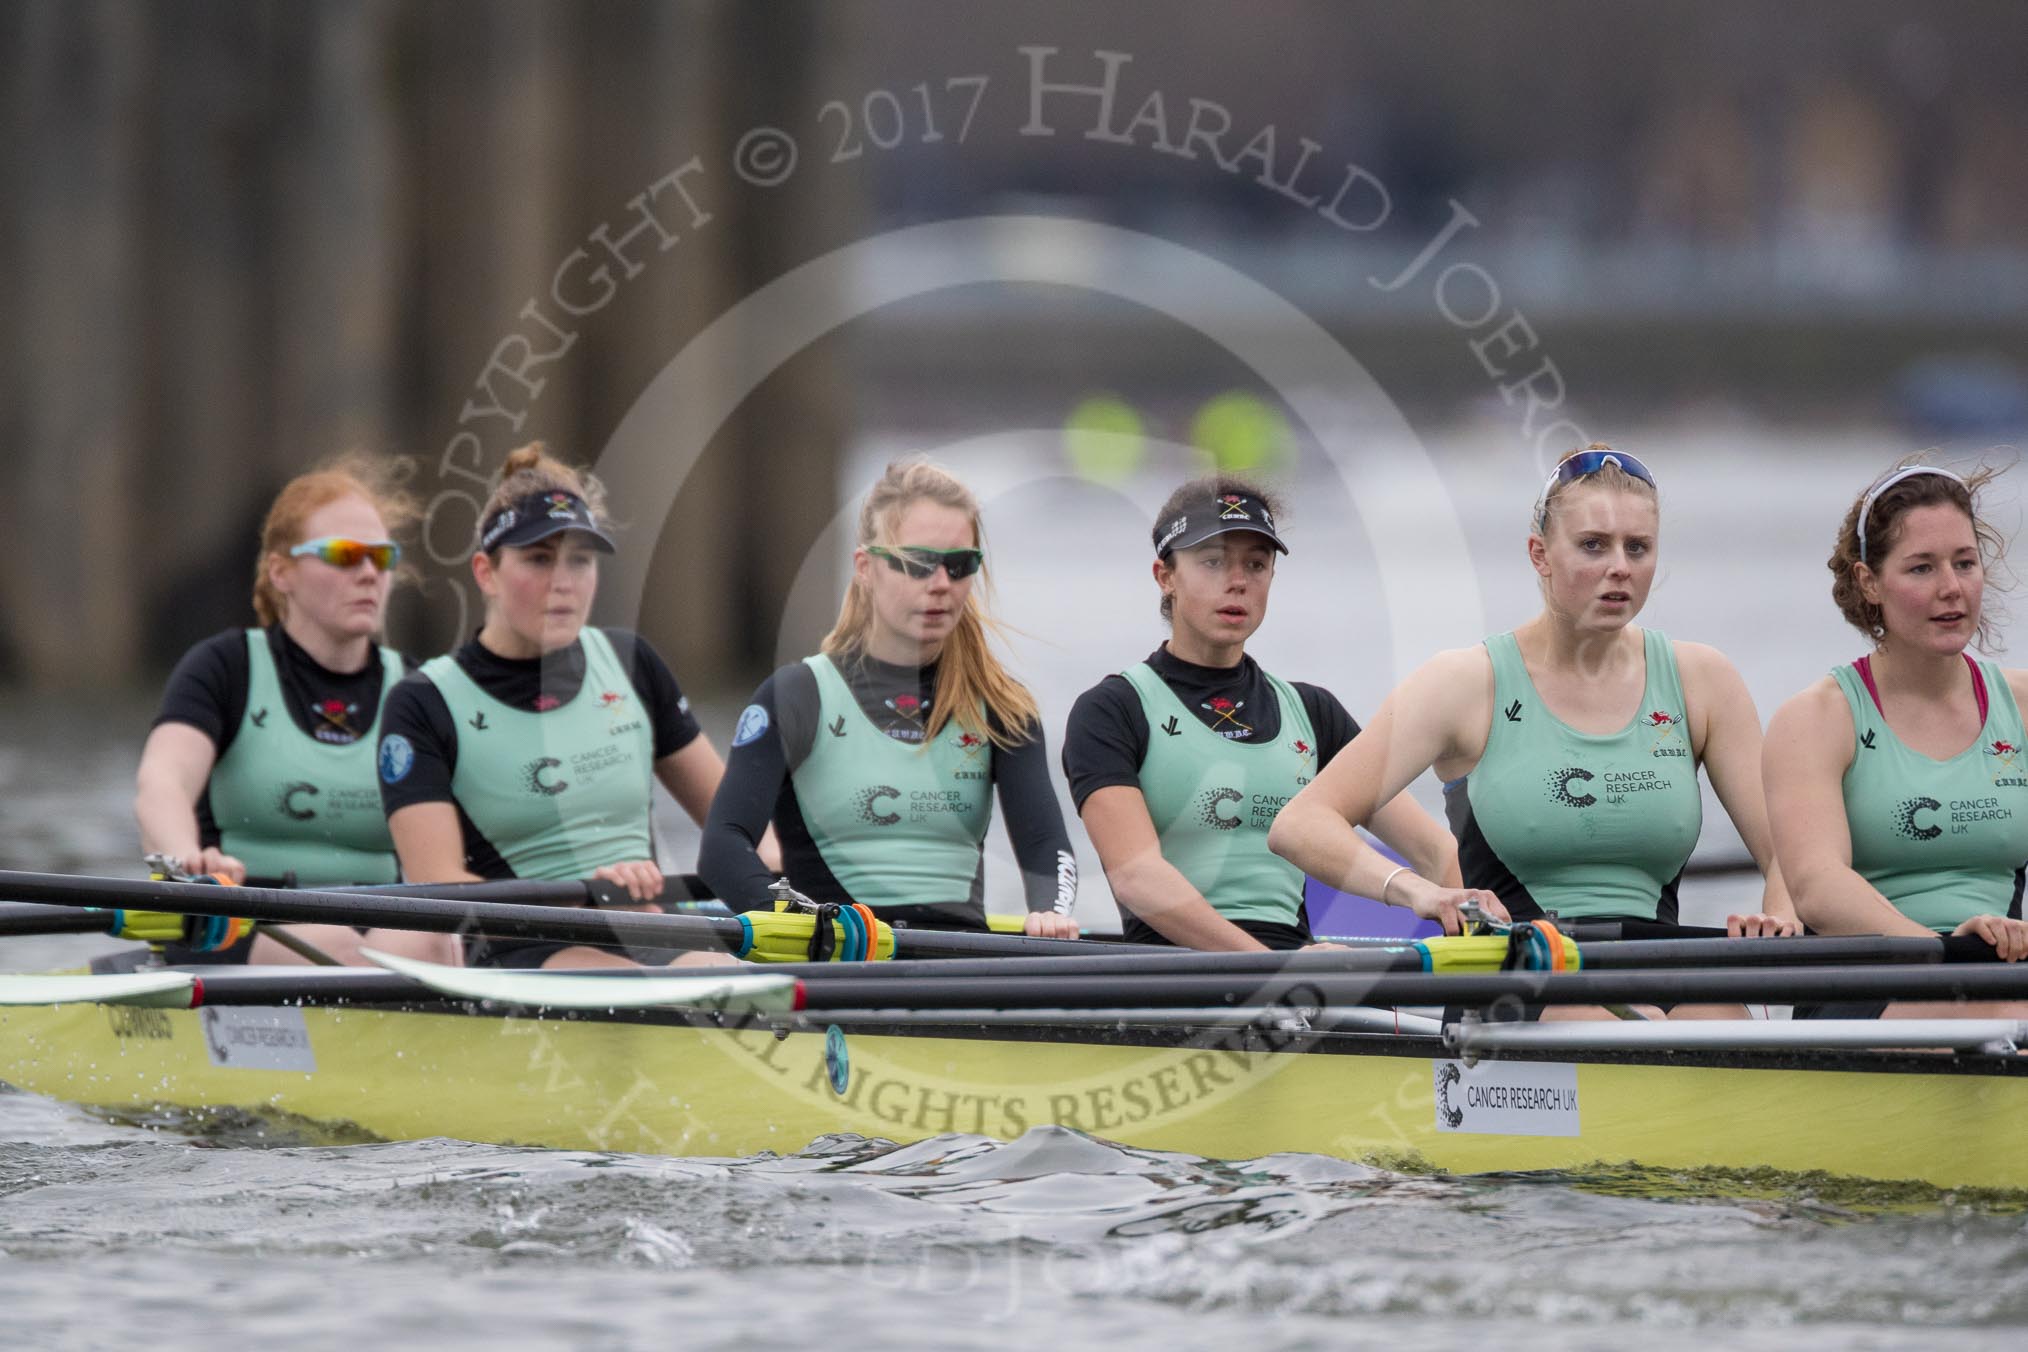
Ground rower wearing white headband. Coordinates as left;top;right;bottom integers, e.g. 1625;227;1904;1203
1273;443;1796;1018
1765;458;2028;1017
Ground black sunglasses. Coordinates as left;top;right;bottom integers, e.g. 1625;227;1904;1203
867;545;985;581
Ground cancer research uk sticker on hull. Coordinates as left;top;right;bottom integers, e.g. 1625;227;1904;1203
1433;1059;1580;1137
199;1006;317;1072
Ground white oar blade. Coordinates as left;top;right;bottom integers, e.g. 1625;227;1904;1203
361;948;799;1013
0;971;195;1008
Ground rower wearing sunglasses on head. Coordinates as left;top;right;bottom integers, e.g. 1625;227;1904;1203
1064;475;1470;951
135;455;457;967
1765;460;2028;1018
1271;445;1797;1016
377;442;765;969
700;458;1080;937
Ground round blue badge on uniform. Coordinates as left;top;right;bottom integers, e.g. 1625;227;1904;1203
732;704;770;747
824;1024;849;1095
379;734;415;784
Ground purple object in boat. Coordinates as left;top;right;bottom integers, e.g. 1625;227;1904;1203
1302;845;1441;941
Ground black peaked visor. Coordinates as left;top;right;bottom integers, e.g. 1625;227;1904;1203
1154;492;1289;557
479;490;617;553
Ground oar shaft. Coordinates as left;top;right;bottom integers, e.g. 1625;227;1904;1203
834;934;1997;977
84;960;2028;1016
0;872;739;953
0;903;111;937
790;963;2028;1011
473;947;1430;981
1577;935;1994;968
0;870;1130;961
315;874;717;906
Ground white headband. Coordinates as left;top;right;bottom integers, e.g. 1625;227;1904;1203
1857;465;1967;564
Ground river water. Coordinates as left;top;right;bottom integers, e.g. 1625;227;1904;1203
5;427;2027;1348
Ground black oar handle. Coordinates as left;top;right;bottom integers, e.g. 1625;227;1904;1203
0;871;740;953
281;874;717;906
0;903;114;937
1566;923;2002;965
125;960;2028;1015
1579;935;2000;968
791;963;2028;1011
0;869;1137;962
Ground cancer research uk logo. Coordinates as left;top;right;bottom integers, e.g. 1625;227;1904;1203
855;786;902;827
276;782;319;822
1197;787;1244;830
524;757;569;797
1895;791;2013;840
1894;796;1944;841
1434;1060;1580;1137
1544;767;1596;808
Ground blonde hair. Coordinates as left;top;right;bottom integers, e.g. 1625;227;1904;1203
1535;442;1658;537
253;451;418;626
821;458;1039;748
477;441;612;552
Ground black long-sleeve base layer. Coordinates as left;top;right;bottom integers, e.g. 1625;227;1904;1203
699;654;1077;929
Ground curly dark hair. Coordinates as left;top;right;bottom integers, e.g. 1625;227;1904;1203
1827;455;2010;648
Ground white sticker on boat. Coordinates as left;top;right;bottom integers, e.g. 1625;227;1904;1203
199;1006;316;1073
1433;1059;1579;1137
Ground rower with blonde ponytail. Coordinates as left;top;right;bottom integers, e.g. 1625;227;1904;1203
701;458;1080;936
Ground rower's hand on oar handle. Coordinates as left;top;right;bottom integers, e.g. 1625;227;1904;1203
1725;913;1801;938
1953;914;2028;963
157;848;246;886
591;860;666;905
1392;875;1508;936
1022;911;1081;940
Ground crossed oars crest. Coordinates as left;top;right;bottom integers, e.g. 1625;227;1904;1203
1201;696;1251;734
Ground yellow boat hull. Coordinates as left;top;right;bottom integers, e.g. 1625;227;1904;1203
4;999;2023;1189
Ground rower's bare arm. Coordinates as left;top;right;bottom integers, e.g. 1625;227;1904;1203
1363;795;1462;890
655;736;726;823
134;722;244;882
1764;682;1928;938
1678;642;1796;930
386;802;485;886
1079;785;1268;951
656;736;782;874
2006;668;2028;721
1269;649;1498;931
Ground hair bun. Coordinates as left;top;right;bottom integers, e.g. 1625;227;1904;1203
499;443;547;480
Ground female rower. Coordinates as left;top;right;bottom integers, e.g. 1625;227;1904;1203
699;458;1079;936
1270;446;1796;1011
135;454;455;966
1062;475;1473;950
378;443;755;968
1764;460;2028;1017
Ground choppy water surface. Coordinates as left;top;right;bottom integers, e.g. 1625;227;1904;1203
3;1087;2026;1351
